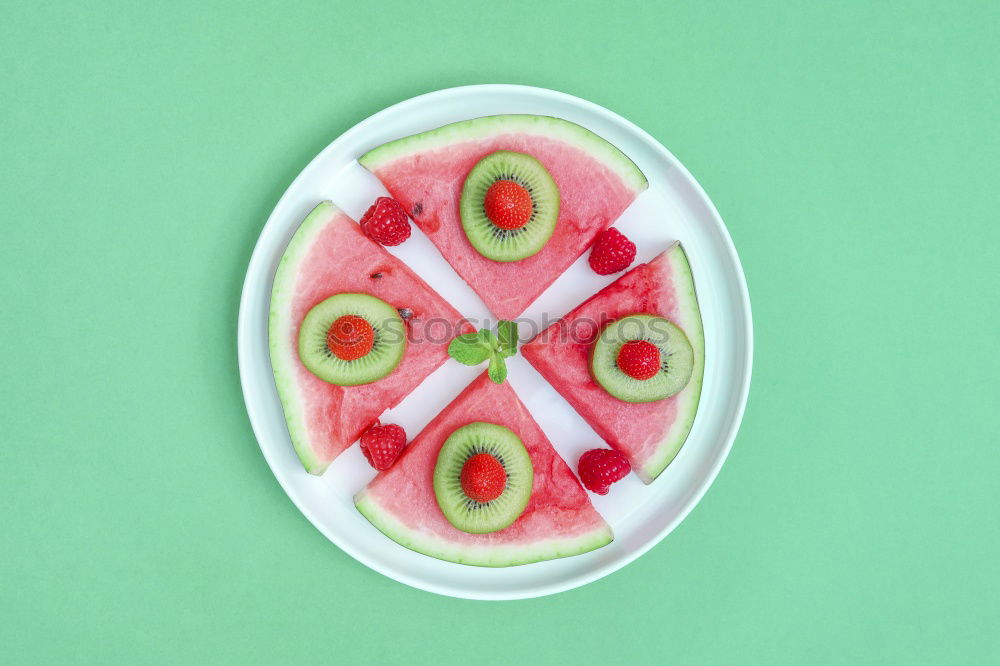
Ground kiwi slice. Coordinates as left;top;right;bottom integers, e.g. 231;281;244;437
297;293;406;386
459;150;560;262
589;314;694;403
433;422;533;534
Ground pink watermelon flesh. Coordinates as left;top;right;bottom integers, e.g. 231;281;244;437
354;373;613;567
359;115;647;320
269;201;473;475
521;242;705;483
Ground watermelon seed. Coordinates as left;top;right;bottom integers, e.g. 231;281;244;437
370;272;383;279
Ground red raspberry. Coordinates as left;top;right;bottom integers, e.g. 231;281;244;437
588;228;636;275
359;197;411;246
460;453;507;503
484;180;533;230
578;448;631;495
616;339;661;380
326;315;374;361
360;423;407;471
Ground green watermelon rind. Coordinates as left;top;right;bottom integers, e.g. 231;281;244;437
354;489;614;568
358;114;648;195
268;201;339;475
639;243;706;483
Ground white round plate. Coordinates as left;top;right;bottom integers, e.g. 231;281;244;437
238;84;752;600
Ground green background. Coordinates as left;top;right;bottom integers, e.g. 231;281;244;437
2;1;997;663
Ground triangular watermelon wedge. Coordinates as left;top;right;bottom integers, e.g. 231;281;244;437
354;373;613;567
522;242;705;483
269;202;472;475
359;115;647;319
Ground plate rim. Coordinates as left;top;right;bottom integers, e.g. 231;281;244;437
237;83;754;600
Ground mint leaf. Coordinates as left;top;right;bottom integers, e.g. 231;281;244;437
477;328;500;350
448;334;491;366
487;355;508;384
454;332;485;347
449;327;512;384
497;320;518;358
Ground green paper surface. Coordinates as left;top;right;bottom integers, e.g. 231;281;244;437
1;1;998;663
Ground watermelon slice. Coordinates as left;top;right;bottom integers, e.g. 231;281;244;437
269;201;472;475
359;115;647;319
521;242;705;483
355;373;613;567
